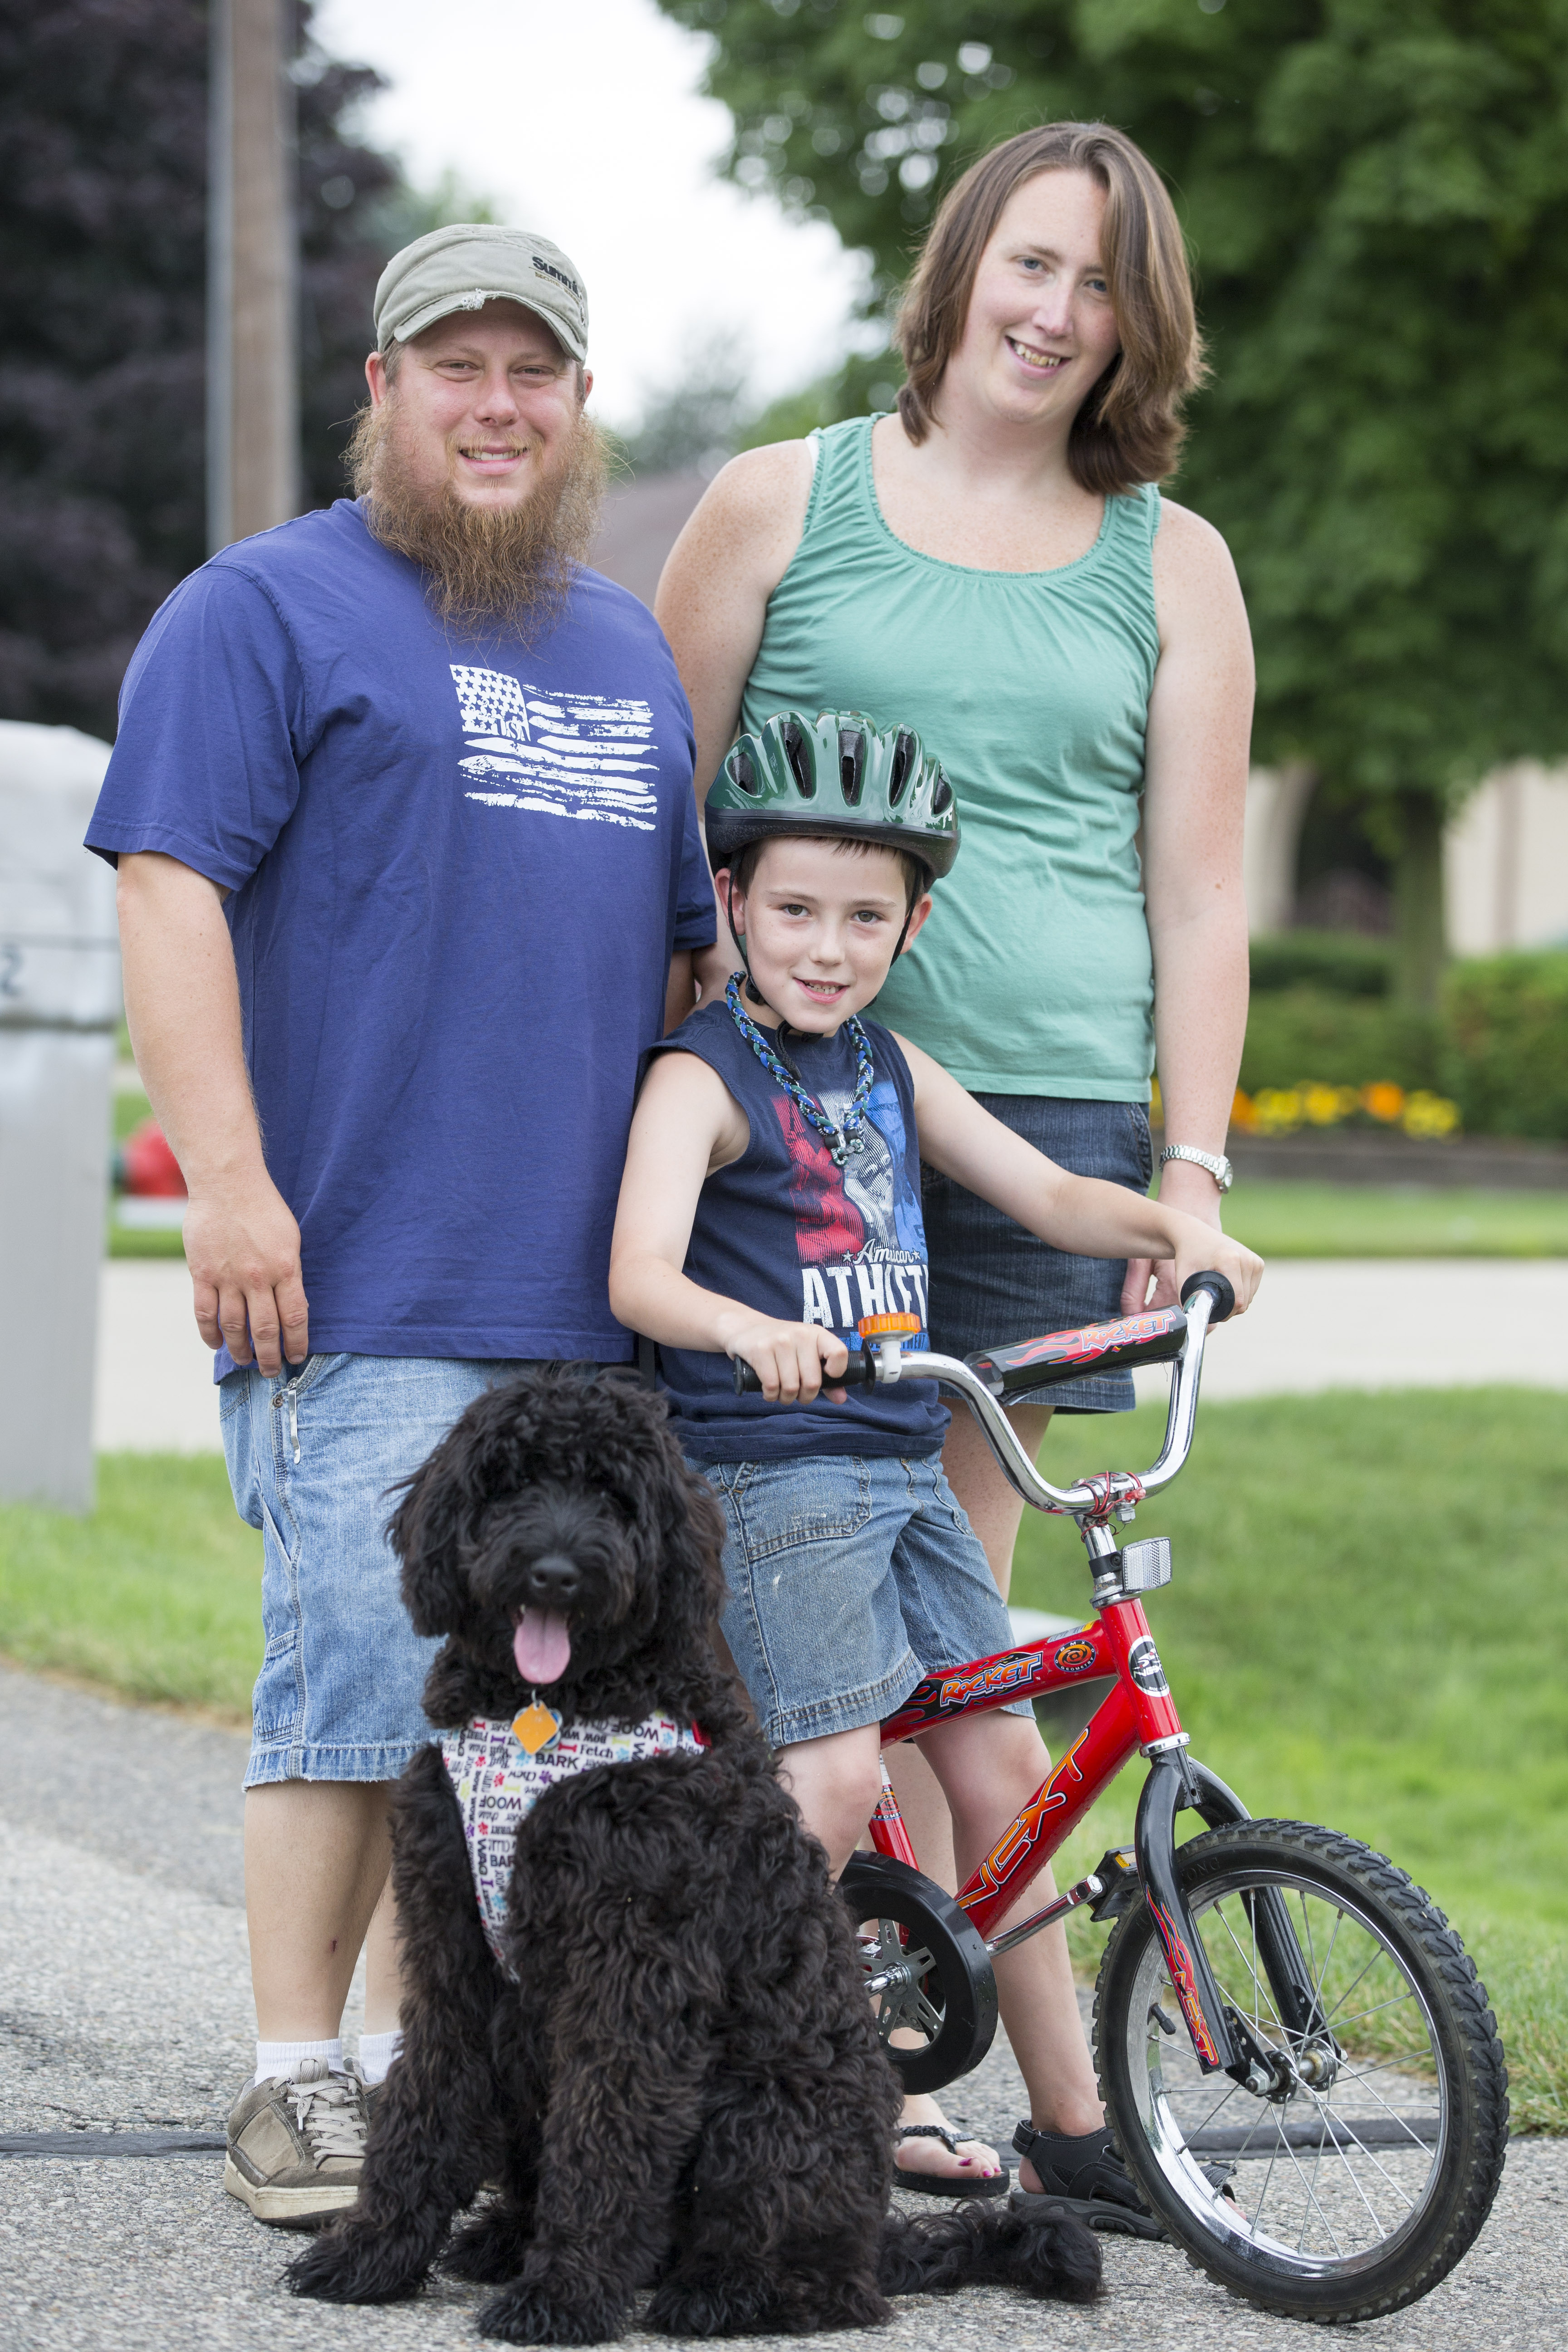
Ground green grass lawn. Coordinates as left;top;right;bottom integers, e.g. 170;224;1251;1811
1015;1388;1568;2130
0;1455;261;1715
3;1394;1563;2126
1223;1179;1568;1257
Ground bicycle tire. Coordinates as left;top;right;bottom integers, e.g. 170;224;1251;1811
1093;1819;1508;2322
838;1852;998;2096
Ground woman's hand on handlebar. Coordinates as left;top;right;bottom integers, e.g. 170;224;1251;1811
726;1319;850;1403
1168;1222;1264;1316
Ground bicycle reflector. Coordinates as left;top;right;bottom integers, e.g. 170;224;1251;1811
966;1307;1186;1399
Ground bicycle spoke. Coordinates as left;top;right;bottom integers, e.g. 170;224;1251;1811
1275;2121;1347;2256
1315;2114;1413;2232
1325;2072;1439;2151
1212;1899;1288;2036
1309;1901;1345;2023
1296;2129;1328;2255
1314;1943;1384;2031
1322;1987;1425;2035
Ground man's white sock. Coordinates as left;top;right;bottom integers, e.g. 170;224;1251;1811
358;2029;403;2086
255;2036;343;2085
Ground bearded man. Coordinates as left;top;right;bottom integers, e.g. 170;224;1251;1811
86;227;714;2225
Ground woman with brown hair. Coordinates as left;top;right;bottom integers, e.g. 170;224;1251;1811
655;123;1254;2205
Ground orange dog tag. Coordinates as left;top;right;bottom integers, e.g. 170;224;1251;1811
511;1702;562;1755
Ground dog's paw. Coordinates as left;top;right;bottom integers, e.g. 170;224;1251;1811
442;2203;534;2285
475;2284;626;2345
646;2265;780;2338
284;2227;426;2306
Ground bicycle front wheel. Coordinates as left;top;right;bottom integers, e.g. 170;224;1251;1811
1093;1820;1508;2322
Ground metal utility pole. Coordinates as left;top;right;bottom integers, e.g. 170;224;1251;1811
208;0;300;551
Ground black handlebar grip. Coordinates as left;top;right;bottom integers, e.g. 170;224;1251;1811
732;1350;872;1395
1180;1269;1237;1324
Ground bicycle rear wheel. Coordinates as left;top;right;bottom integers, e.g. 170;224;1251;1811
1093;1820;1508;2322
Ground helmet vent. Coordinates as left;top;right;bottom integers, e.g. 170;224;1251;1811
888;731;916;804
838;728;865;804
782;718;815;798
931;771;953;813
731;748;759;796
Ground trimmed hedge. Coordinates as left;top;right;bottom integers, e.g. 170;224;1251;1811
1445;954;1568;1141
1239;950;1568;1138
1240;990;1442;1095
1250;931;1393;998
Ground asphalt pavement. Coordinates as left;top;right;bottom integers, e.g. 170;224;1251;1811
1;1660;1563;2351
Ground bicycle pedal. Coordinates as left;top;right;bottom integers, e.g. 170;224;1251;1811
1088;1846;1142;1922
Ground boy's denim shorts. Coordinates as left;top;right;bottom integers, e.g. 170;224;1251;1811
221;1351;561;1788
921;1095;1154;1411
699;1449;1032;1750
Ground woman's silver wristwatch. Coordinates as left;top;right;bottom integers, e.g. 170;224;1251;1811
1158;1143;1234;1194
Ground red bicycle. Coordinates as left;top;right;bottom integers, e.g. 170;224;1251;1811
754;1273;1509;2322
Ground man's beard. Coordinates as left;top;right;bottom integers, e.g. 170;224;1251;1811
346;396;608;633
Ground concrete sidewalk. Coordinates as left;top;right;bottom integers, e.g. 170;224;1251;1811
1;1661;1563;2351
94;1257;1568;1454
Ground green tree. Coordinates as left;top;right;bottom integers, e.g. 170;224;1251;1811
0;0;408;738
659;1;1568;1009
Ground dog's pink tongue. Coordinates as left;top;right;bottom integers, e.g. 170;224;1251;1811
514;1609;571;1686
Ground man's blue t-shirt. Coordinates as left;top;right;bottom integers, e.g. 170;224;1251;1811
86;499;715;1363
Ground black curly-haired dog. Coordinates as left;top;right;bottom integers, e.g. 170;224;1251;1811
286;1370;1100;2342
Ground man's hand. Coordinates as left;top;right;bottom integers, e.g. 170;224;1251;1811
727;1318;849;1404
185;1176;309;1375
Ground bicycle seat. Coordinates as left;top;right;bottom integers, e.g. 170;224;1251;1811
965;1308;1187;1399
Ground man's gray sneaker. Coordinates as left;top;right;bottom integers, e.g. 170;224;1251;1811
224;2056;369;2226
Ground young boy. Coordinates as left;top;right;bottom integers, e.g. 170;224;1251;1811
609;710;1262;2208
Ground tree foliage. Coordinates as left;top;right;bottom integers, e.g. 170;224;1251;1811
0;0;405;737
660;2;1568;994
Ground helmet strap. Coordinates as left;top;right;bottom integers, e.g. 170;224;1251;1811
723;875;774;1013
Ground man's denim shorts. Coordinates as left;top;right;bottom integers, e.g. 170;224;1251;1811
221;1352;556;1788
700;1450;1032;1751
921;1095;1154;1411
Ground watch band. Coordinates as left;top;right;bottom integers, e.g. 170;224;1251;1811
1159;1142;1234;1194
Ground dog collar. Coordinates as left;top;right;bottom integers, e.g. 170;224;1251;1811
441;1712;706;1967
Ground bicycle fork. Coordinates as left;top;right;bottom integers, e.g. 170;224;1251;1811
1083;1527;1330;2084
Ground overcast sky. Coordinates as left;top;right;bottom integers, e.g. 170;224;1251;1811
311;0;869;431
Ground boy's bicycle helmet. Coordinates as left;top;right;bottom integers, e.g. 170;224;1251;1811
705;710;959;883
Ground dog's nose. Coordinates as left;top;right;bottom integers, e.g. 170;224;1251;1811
524;1552;581;1607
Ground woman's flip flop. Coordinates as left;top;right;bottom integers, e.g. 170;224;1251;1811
893;2122;1010;2199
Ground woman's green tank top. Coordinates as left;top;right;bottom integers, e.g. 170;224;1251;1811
740;414;1159;1101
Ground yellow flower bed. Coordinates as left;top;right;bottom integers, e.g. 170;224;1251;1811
1235;1083;1461;1140
1148;1077;1461;1140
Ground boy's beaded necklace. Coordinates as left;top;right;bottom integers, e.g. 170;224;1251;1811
725;975;874;1167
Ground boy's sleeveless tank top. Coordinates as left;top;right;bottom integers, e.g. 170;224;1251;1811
644;999;948;1464
740;415;1160;1102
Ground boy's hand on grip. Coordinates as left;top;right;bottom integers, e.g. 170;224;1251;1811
1171;1225;1264;1316
730;1319;850;1404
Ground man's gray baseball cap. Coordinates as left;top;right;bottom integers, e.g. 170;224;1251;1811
373;225;589;363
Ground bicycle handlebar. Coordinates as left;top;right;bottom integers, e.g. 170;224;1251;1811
729;1269;1235;1517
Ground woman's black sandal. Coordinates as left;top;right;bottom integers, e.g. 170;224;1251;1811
1010;2122;1235;2238
893;2123;1010;2199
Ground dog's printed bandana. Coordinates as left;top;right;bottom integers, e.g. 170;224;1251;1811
441;1714;705;1967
